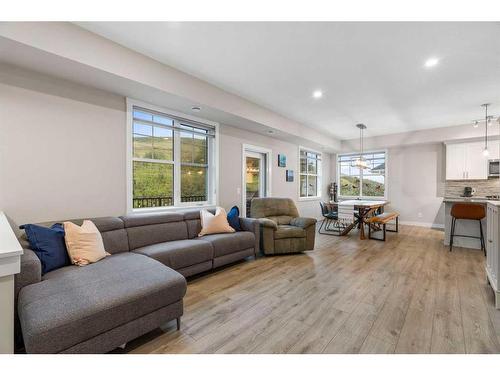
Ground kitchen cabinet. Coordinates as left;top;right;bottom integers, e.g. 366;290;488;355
488;140;500;160
445;141;488;180
486;202;500;309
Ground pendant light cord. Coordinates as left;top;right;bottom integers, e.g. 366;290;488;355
485;104;488;151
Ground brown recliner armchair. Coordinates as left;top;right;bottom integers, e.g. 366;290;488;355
250;197;317;255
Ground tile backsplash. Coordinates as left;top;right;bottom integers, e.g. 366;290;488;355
445;179;500;197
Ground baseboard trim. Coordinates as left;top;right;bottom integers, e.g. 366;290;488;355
399;221;444;230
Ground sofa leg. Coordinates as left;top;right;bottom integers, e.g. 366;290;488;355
176;317;181;331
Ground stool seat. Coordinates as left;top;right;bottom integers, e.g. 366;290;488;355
450;203;486;220
449;203;486;255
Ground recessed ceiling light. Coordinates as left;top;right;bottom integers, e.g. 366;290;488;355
312;90;323;99
267;130;275;134
424;57;439;68
191;106;201;112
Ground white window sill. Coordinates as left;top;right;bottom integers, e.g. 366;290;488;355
130;204;216;214
337;196;387;201
298;196;323;202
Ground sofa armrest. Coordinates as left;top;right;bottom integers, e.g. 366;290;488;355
290;217;317;229
15;249;42;298
239;217;260;255
239;217;258;233
257;218;278;230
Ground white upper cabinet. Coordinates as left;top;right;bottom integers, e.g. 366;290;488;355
445;141;488;180
466;142;488;179
446;143;466;180
489;140;500;160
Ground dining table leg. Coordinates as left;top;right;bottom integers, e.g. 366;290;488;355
359;216;366;240
359;207;378;240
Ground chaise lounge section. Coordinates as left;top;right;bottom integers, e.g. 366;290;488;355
15;210;259;353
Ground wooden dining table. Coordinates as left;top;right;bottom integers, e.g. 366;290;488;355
327;200;390;240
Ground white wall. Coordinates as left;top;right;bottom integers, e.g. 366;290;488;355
0;82;127;228
218;125;331;219
0;73;331;229
386;143;445;227
341;129;461;228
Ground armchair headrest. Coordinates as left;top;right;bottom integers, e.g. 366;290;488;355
250;197;299;219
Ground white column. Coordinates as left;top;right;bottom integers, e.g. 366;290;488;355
0;212;23;354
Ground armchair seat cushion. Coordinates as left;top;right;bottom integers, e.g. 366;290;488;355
195;231;255;257
133;240;213;270
275;225;306;239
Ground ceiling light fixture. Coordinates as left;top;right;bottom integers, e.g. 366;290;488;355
191;106;201;112
424;57;439;68
267;129;275;134
312;90;323;99
472;120;479;128
353;123;370;170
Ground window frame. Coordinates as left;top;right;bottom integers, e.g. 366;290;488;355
337;149;388;200
298;146;322;201
126;98;219;213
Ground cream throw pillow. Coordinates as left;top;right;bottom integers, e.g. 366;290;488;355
64;220;109;266
198;207;235;237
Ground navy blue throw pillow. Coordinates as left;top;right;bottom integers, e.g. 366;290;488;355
227;206;242;231
20;223;70;274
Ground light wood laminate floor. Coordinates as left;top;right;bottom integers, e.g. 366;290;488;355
121;225;500;354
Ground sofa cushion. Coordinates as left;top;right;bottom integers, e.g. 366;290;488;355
18;252;186;353
198;207;235;237
227;206;242;231
274;225;306;239
196;231;255;257
63;220;108;266
91;217;129;254
133;240;214;270
21;223;70;274
180;209;216;238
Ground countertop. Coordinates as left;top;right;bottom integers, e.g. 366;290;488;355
444;197;500;206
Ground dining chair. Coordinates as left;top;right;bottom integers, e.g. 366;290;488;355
337;203;357;235
318;202;343;235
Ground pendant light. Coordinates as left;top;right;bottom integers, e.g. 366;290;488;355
353;123;369;169
482;103;491;157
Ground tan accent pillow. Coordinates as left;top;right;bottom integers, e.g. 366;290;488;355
63;220;109;266
198;207;235;237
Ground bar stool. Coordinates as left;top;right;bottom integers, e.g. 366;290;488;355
449;203;486;255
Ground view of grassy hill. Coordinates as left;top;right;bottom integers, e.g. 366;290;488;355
133;134;208;207
340;175;385;197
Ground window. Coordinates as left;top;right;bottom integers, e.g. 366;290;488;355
299;149;322;198
338;151;386;198
129;102;216;210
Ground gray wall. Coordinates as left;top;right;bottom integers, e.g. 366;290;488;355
386;143;446;228
337;141;446;228
0;81;127;227
218;125;332;219
0;74;331;229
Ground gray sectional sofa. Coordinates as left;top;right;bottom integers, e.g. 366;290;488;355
15;210;259;354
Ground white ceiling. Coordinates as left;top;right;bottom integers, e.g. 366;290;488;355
77;22;500;139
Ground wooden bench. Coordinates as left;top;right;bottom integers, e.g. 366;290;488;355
365;212;399;241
